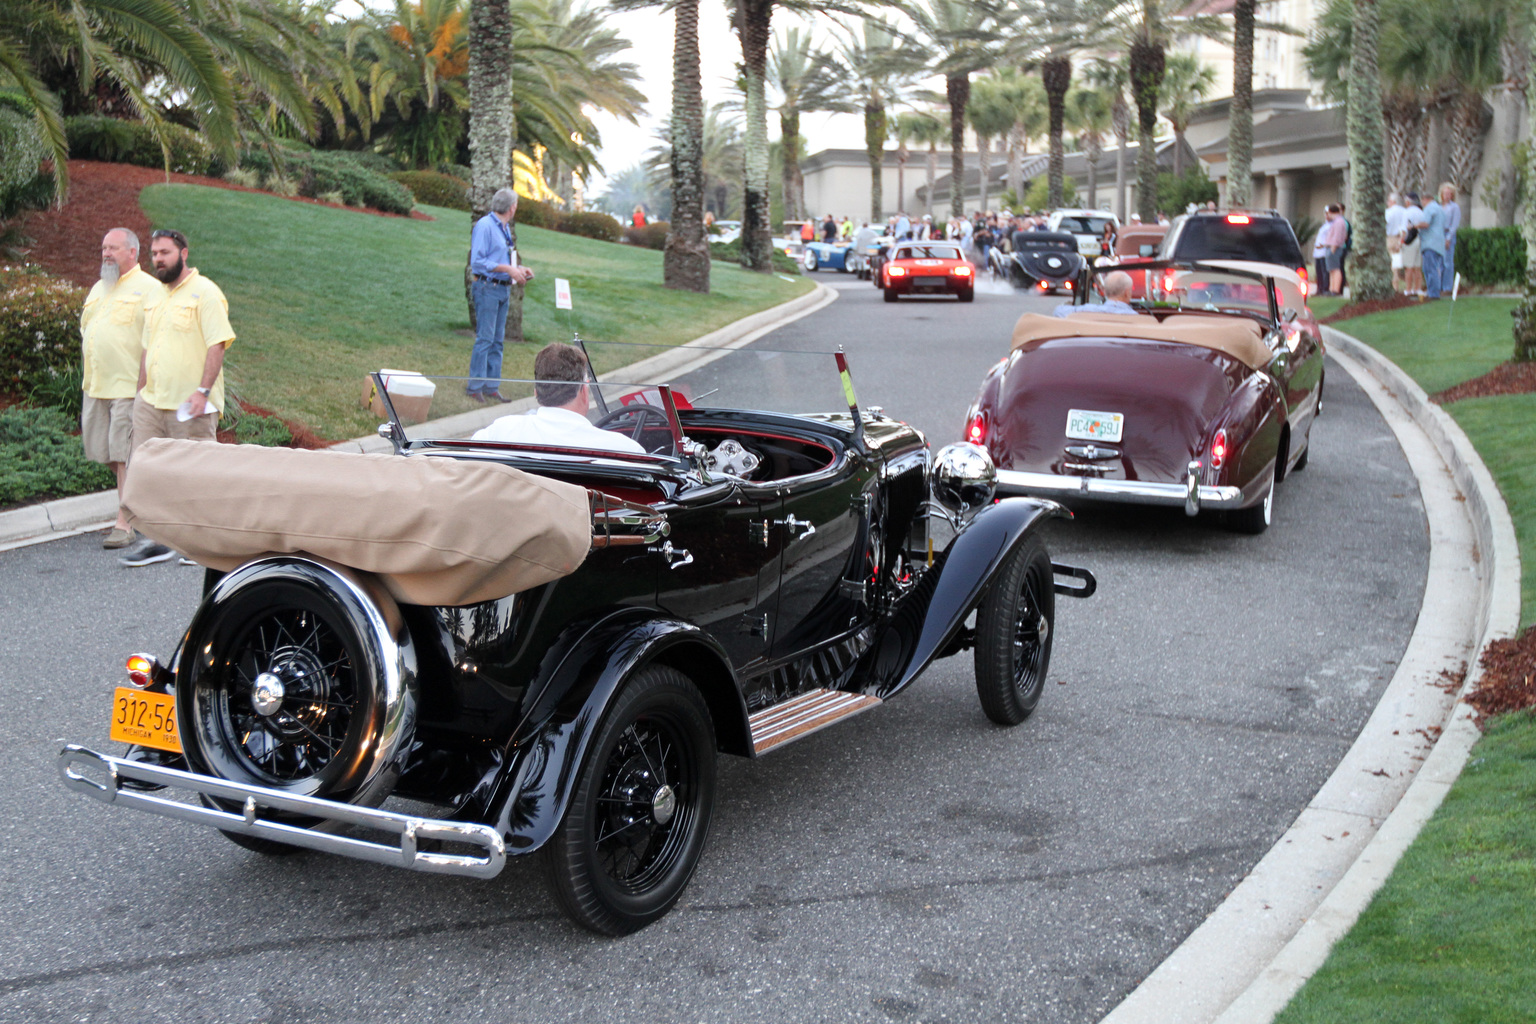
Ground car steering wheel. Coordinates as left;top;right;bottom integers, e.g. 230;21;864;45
594;403;671;442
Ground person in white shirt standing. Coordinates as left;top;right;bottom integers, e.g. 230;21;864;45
1384;193;1408;294
473;343;645;454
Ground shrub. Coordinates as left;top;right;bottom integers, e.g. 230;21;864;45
236;147;414;215
0;269;85;394
515;198;561;229
264;173;299;197
325;149;401;175
221;407;293;447
624;222;670;250
391;170;470;211
1155;167;1218;215
25;359;84;416
0;405;114;505
64;115;215;176
1454;227;1525;286
222;167;262;189
318;190;346;206
436;162;472;180
557;211;622;242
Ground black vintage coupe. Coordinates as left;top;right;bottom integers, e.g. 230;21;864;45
61;348;1094;935
989;230;1086;294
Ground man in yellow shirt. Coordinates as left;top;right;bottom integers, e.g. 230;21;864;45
81;228;164;548
119;228;237;567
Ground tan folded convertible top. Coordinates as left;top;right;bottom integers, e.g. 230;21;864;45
1010;312;1272;371
124;438;591;606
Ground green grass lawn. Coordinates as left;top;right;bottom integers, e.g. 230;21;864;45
138;185;812;440
1273;300;1536;1021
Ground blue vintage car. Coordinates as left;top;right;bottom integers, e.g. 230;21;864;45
802;239;861;273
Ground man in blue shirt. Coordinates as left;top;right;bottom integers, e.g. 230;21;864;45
468;188;536;401
1055;270;1139;317
1415;191;1447;300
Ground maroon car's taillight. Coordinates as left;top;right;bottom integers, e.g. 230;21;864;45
1210;428;1228;470
126;653;157;689
966;412;987;445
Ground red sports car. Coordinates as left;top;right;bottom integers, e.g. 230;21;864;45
881;241;975;302
964;260;1323;534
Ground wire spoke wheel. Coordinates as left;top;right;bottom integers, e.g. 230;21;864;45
974;535;1055;726
547;665;715;935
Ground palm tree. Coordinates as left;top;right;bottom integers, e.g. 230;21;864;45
824;18;912;223
1065;86;1111;206
666;0;710;290
1227;0;1257;206
1516;11;1535;359
969;77;1019;212
1345;0;1391;301
1158;53;1215;177
1016;0;1114;209
1083;56;1130;219
907;0;1007;217
892;110;936;216
768;27;838;222
466;0;518;330
908;108;947;217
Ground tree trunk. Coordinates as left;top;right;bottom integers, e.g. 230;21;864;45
1346;0;1392;302
1042;56;1070;209
1228;0;1256;207
1496;31;1530;227
977;135;990;213
738;0;773;271
664;0;710;293
1112;95;1129;219
467;0;517;339
947;73;970;218
1084;136;1100;207
897;141;907;217
1446;89;1489;204
781;109;802;221
1129;38;1165;223
865;103;886;221
1514;12;1536;360
1008;122;1024;205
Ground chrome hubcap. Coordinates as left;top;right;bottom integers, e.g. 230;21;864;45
251;671;285;717
652;784;677;826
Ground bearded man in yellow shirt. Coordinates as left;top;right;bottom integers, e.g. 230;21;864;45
81;228;165;548
118;228;237;567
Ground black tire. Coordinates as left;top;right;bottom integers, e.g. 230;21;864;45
1227;470;1275;534
546;665;716;935
957;287;974;303
974;535;1055;726
883;287;898;303
177;561;417;851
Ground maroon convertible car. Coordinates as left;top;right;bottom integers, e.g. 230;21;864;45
963;259;1324;534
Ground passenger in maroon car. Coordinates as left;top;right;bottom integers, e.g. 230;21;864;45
1054;270;1138;317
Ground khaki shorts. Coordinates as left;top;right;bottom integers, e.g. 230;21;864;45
1401;237;1422;269
129;394;218;461
81;396;135;464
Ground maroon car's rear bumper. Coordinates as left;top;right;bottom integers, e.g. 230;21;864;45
995;464;1243;515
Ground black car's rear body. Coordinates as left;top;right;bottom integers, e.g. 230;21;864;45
990;231;1084;294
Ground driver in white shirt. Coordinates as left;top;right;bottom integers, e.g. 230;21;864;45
472;342;646;454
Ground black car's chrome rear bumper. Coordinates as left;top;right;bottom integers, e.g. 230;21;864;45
58;745;506;878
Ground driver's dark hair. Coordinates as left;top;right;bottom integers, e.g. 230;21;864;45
534;343;588;406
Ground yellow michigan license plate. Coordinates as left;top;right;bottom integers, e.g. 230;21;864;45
108;686;182;753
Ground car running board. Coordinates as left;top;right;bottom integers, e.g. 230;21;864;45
750;689;882;755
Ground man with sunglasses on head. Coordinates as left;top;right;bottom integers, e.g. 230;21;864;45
117;228;237;567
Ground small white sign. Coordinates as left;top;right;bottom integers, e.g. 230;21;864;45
555;278;572;310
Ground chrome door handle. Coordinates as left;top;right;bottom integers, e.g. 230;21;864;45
651;541;694;570
774;514;817;539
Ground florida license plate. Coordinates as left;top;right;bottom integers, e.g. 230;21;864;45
108;686;182;753
1065;409;1124;443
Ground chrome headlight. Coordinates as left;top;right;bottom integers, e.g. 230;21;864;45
932;442;997;512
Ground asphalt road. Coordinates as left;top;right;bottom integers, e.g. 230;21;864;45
0;272;1428;1023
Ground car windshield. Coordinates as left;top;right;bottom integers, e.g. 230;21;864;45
373;344;862;460
1056;216;1114;236
1085;261;1275;317
895;245;962;260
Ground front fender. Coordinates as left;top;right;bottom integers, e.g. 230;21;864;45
866;497;1068;698
489;613;746;853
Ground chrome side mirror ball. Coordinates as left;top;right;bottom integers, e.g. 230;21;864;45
933;442;997;513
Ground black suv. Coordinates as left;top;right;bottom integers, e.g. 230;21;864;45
1158;209;1310;293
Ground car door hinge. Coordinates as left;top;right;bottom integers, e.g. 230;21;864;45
849;494;871;514
752;520;771;546
747;613;769;637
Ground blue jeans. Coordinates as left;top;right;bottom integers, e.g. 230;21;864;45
469;278;509;393
1445;237;1457;287
1422;247;1444;299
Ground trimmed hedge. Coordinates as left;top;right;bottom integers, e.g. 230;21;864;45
235;148;414;215
391;170;470;211
0;265;85;394
1454;227;1525;286
0;406;114;506
64;115;217;176
625;222;669;250
556;211;622;242
515;198;561;229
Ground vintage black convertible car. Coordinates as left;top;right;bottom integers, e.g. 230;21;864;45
988;230;1085;294
61;348;1094;935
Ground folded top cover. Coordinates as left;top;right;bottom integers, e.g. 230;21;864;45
1010;312;1270;371
124;438;591;606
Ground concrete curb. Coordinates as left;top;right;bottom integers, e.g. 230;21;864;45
0;282;834;545
1097;328;1521;1024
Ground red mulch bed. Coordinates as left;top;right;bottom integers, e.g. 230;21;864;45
1432;361;1536;404
22;160;431;287
1319;293;1421;323
218;398;331;450
1467;626;1536;723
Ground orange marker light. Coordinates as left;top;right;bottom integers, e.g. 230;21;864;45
126;653;156;688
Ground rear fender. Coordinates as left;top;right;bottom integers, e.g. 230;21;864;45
1211;374;1285;496
490;613;746;852
867;497;1069;698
